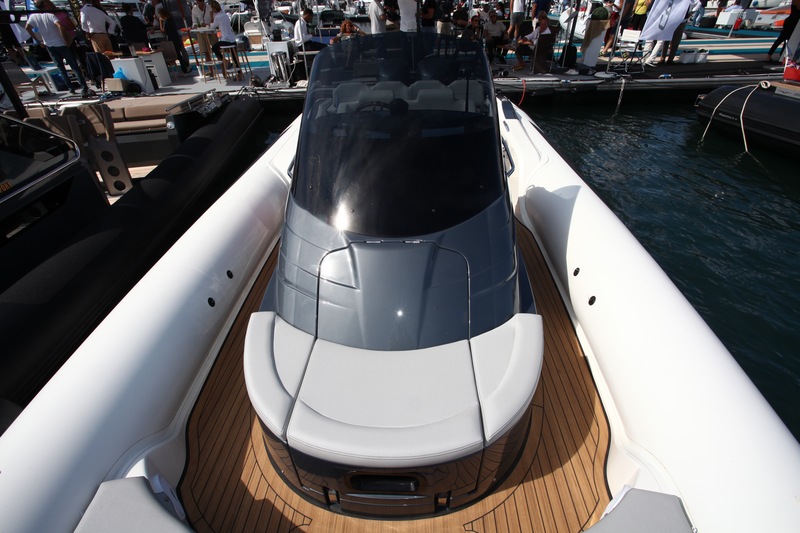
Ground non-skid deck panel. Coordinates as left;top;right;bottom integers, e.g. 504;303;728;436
178;220;611;532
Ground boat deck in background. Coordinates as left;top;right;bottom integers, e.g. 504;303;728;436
178;221;611;532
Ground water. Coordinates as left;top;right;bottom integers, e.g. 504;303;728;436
521;100;800;442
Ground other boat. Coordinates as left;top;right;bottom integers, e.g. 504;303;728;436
1;32;799;533
696;81;800;151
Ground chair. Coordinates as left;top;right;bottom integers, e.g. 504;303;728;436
616;29;645;73
2;61;50;102
244;21;263;50
198;59;224;82
153;41;180;78
236;42;252;74
530;32;555;73
85;52;115;91
219;45;242;81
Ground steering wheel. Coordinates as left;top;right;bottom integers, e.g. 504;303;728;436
355;100;393;112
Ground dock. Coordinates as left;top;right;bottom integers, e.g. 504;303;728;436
5;28;788;108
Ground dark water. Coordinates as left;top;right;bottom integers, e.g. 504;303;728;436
521;100;800;442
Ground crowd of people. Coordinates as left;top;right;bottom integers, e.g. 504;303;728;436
9;0;250;96
11;0;800;97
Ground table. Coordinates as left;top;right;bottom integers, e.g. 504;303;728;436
182;27;218;62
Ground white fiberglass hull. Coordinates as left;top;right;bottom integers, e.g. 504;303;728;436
0;102;799;533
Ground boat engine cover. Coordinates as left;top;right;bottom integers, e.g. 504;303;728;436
317;242;468;350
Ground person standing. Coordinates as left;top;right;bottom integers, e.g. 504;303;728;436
508;0;525;42
369;0;387;33
157;7;192;73
690;0;706;26
25;0;90;96
531;0;551;20
119;3;149;47
629;0;651;30
767;0;800;63
398;0;418;32
80;0;117;53
419;0;437;32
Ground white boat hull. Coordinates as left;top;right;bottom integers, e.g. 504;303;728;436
1;101;799;532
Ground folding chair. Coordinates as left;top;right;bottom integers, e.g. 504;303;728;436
531;32;556;74
2;61;50;102
616;29;645;73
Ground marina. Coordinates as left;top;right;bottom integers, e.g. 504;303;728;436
2;4;800;533
2;30;800;533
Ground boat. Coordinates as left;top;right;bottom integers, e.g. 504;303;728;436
1;31;799;533
695;81;800;151
753;1;792;29
0;91;269;414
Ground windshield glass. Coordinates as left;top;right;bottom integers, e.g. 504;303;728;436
292;32;504;237
0;115;78;204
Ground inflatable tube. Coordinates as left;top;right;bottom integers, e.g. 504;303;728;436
0;97;265;407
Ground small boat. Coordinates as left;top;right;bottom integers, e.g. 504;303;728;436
753;1;792;29
695;81;800;151
1;32;799;533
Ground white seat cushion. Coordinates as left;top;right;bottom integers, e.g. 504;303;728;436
243;312;315;439
471;313;544;444
287;338;483;468
245;312;543;469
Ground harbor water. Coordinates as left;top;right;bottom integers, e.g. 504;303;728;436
522;99;800;442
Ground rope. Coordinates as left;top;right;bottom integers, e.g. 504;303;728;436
518;79;527;107
699;83;762;152
614;76;626;114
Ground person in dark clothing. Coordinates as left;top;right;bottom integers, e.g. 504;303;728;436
767;0;800;63
119;3;149;46
158;7;191;73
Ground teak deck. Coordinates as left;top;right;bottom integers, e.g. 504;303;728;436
178;221;611;532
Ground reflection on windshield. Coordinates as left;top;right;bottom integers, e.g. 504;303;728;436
0;116;77;203
292;32;504;237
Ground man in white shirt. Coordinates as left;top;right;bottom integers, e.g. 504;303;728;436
294;8;326;50
80;0;117;53
26;0;90;96
369;0;387;34
483;10;508;62
191;0;217;60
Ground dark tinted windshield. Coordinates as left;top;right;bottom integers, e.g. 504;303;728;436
0;115;78;204
292;33;504;237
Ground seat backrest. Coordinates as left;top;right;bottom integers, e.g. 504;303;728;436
373;81;409;101
620;29;642;44
411;87;455;110
155;41;178;64
2;61;33;87
408;80;446;99
332;81;368;111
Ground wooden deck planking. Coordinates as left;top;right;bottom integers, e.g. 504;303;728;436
178;221;611;532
